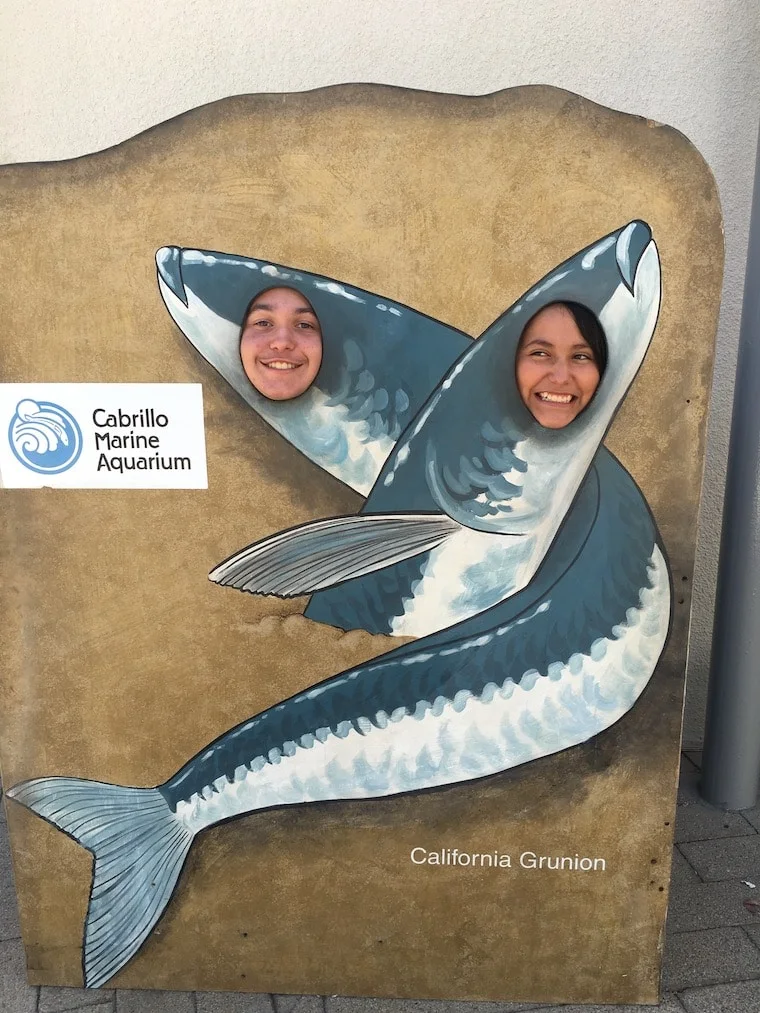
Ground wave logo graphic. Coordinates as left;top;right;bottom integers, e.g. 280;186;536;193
9;399;83;474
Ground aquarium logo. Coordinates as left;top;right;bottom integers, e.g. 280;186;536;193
8;399;83;474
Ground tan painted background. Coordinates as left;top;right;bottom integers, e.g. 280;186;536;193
0;86;722;1004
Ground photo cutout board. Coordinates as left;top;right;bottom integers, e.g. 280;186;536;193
0;85;722;1005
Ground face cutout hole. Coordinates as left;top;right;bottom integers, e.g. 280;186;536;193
239;286;323;401
515;302;607;429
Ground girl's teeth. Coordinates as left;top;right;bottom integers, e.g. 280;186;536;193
538;393;573;403
265;362;298;370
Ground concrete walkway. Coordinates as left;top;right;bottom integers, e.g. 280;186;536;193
2;751;760;1012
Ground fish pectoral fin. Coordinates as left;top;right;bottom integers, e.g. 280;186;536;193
209;512;461;597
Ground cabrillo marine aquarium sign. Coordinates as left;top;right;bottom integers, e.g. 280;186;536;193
0;85;721;1005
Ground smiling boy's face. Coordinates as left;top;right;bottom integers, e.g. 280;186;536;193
240;287;323;400
515;304;601;429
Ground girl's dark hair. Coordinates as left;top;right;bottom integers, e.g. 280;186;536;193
558;301;608;376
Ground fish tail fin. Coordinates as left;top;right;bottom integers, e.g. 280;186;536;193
6;776;194;989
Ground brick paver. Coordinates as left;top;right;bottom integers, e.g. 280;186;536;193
0;938;37;1013
680;837;760;882
675;805;756;844
680;979;760;1012
39;985;116;1011
273;998;321;1013
738;806;760;833
663;927;760;990
667;877;760;933
678;762;703;804
115;990;195;1012
671;846;702;887
198;992;274;1013
523;1000;687;1013
0;806;21;941
42;998;114;1013
326;1001;540;1013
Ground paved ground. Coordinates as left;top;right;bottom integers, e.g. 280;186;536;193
3;751;760;1012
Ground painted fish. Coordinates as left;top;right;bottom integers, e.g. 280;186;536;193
7;222;671;989
159;221;662;640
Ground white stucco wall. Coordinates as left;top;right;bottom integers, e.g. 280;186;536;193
2;0;758;745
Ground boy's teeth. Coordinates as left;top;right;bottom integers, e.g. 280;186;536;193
538;393;573;403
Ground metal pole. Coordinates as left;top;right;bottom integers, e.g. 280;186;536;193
702;122;760;809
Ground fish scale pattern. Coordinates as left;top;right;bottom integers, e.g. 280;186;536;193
306;552;428;633
161;448;663;810
437;415;530;515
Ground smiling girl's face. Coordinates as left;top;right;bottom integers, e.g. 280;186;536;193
515;304;601;428
240;287;323;401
